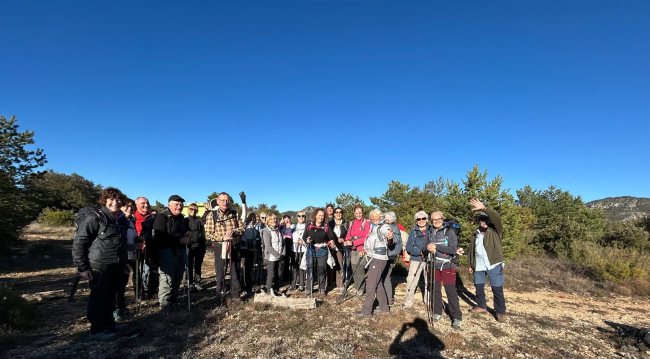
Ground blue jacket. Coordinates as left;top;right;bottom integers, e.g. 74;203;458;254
405;224;431;262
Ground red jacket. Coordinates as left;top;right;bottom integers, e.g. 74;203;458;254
346;219;371;250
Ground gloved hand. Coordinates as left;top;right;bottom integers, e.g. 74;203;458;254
239;191;246;205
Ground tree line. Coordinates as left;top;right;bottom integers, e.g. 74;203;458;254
2;115;649;282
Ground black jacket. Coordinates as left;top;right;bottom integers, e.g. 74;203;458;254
72;207;129;272
186;215;205;249
152;208;189;250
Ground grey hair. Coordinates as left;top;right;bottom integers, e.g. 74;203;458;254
368;208;383;220
430;211;444;219
414;211;428;221
384;211;397;223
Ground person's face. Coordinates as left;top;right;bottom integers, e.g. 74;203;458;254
284;217;291;225
479;219;488;229
268;216;277;227
370;214;381;224
431;213;443;229
316;211;325;224
260;214;267;224
354;208;363;220
169;200;183;215
106;197;122;213
136;198;150;215
217;194;229;212
327;207;334;217
416;215;428;228
297;213;306;223
251;215;258;224
121;203;134;217
188;207;198;217
334;209;343;220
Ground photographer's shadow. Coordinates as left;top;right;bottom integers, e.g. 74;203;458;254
388;317;446;358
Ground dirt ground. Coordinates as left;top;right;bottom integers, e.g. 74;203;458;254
1;225;649;359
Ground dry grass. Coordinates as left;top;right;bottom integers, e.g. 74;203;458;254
1;225;650;359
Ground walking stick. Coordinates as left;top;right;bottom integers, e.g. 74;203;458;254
427;252;436;327
219;241;230;306
337;252;367;305
185;244;191;312
306;243;313;299
135;252;141;313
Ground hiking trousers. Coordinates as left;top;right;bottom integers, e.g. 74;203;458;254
361;258;388;315
158;248;185;308
214;243;242;298
403;260;426;307
383;257;396;303
88;262;120;334
433;267;462;320
350;251;367;292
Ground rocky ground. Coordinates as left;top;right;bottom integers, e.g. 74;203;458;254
1;225;649;359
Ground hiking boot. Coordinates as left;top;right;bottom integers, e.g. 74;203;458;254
89;330;117;341
288;285;295;291
113;309;129;322
320;289;327;296
469;306;488;314
451;319;462;329
433;314;442;322
375;308;390;315
194;275;204;292
388;300;394;306
298;286;305;292
496;314;507;323
107;323;129;332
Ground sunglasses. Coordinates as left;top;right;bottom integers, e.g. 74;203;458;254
261;217;266;219
335;211;343;214
297;215;306;218
416;217;427;221
189;208;197;211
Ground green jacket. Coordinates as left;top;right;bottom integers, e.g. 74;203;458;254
468;207;504;271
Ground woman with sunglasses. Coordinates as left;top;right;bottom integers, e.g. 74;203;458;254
291;211;308;291
186;203;206;292
279;215;295;284
402;211;431;309
262;214;285;295
114;198;137;321
303;208;335;296
327;207;348;291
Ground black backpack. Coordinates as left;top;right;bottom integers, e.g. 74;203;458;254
443;218;461;265
74;207;108;236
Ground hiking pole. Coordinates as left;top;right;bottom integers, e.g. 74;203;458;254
135;252;140;313
427;252;436;327
185;244;191;312
219;241;230;307
337;252;366;305
306;243;313;299
68;272;81;302
405;259;425;298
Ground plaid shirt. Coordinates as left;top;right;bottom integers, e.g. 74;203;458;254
204;208;244;243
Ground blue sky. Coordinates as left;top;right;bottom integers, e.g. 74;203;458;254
2;0;648;211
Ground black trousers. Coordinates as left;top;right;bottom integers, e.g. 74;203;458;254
88;263;120;334
214;243;242;298
115;260;134;311
188;246;206;284
241;249;255;290
265;260;280;292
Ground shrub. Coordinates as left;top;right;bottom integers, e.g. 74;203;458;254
0;289;40;330
571;241;650;282
601;221;650;253
37;207;75;227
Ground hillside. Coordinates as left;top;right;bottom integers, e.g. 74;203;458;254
586;196;650;221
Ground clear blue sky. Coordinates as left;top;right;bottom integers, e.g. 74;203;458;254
2;0;648;211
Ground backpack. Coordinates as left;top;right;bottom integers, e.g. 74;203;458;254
443;218;461;265
74;207;108;236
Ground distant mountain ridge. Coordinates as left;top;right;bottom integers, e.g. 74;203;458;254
586;196;650;221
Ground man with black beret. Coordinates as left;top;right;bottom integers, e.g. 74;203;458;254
153;195;191;312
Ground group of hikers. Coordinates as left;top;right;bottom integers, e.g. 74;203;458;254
71;187;507;341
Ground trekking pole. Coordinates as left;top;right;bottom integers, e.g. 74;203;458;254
219;241;230;306
337;252;366;305
427;252;436;327
135;252;140;313
306;243;313;299
185;244;191;312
